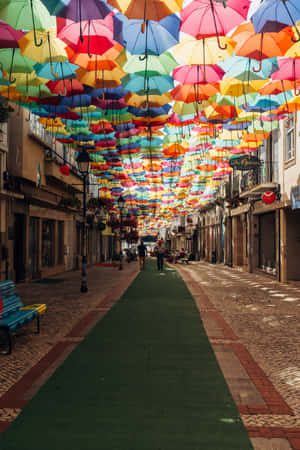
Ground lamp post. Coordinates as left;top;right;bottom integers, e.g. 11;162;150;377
76;150;92;293
117;195;125;271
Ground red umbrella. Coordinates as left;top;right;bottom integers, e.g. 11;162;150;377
46;79;84;96
57;13;115;57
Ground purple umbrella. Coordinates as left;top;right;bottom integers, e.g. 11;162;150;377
41;0;112;41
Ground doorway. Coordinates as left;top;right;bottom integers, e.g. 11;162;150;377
14;213;26;282
29;217;39;279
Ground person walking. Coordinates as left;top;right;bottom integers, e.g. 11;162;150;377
137;240;147;270
154;239;165;271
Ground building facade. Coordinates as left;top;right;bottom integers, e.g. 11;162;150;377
0;106;115;283
168;114;300;282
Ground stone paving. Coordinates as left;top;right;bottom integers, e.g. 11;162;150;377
0;260;299;449
175;262;300;450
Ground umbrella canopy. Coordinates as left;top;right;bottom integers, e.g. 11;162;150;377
107;0;183;21
19;29;68;64
173;36;235;65
121;73;173;94
180;0;250;42
251;0;300;36
123;52;177;76
114;14;180;56
41;0;111;21
172;64;225;84
57;14;115;57
0;20;24;49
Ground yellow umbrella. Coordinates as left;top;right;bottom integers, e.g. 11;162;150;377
220;77;267;96
76;66;125;88
124;91;172;108
19;29;68;64
173;35;235;65
38;117;63;127
4;71;48;87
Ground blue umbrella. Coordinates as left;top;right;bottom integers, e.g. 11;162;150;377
251;0;300;39
84;86;128;99
223;122;252;130
121;73;173;95
113;13;180;56
128;104;171;117
34;61;79;80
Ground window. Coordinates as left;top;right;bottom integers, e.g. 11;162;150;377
285;116;295;162
0;122;8;150
42;220;55;267
271;130;279;183
30;113;54;149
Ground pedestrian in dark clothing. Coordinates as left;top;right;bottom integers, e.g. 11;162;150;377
154;240;165;271
137;240;147;269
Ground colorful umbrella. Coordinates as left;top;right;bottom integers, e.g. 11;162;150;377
107;0;183;22
180;0;250;49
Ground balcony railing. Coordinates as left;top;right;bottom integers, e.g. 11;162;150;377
240;161;279;193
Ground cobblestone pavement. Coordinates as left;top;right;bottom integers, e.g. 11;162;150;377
175;262;300;450
0;262;139;423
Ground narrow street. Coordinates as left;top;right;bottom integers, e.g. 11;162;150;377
0;261;299;449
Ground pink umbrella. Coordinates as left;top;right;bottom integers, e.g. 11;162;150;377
0;21;24;49
57;13;115;57
172;64;224;84
180;0;250;49
271;57;300;95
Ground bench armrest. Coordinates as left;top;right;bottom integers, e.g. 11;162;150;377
19;304;47;315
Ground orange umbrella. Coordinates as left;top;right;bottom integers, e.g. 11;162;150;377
65;43;124;70
243;132;271;142
232;22;294;71
259;79;300;95
171;82;219;103
163;143;186;158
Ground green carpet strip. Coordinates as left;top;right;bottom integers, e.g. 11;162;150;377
0;261;253;449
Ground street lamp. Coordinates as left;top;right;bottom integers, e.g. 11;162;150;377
117;195;125;270
76;149;92;293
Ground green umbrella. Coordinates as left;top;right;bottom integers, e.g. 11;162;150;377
123;51;178;77
0;0;56;46
16;84;54;98
0;48;36;83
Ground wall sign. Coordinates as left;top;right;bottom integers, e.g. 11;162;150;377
262;191;276;205
229;155;262;171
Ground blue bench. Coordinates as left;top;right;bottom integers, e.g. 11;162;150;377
0;280;47;354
